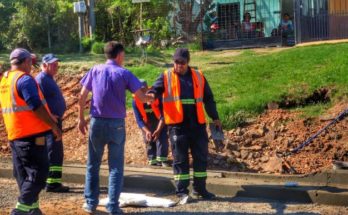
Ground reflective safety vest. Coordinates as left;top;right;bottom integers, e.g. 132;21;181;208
133;95;161;123
162;68;206;125
0;71;51;140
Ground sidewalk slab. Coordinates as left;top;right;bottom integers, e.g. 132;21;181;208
1;161;348;206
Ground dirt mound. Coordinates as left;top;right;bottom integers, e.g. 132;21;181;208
0;72;149;166
210;106;348;174
1;73;347;174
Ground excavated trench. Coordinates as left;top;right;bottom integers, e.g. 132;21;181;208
278;88;331;109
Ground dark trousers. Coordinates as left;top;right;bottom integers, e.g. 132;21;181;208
169;125;209;195
142;126;169;164
46;119;64;187
10;134;50;211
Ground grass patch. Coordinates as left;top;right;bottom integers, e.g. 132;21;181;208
294;103;332;119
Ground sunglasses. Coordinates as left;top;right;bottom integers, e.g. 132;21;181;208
175;60;187;65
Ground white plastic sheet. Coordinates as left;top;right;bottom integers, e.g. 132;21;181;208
99;193;176;208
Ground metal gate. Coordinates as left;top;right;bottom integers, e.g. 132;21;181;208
295;0;348;43
202;0;284;50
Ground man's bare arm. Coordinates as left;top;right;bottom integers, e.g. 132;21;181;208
78;86;90;135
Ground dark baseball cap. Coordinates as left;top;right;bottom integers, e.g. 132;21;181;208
42;53;60;64
10;48;32;65
173;48;190;64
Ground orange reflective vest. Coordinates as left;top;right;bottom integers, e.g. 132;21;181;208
133;95;161;123
162;68;206;125
0;71;51;141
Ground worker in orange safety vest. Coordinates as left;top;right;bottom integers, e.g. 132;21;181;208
132;80;169;167
147;48;222;204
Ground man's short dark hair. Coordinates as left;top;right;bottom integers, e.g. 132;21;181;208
104;41;125;59
13;58;26;66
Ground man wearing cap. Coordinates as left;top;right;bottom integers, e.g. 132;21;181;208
78;41;154;214
35;54;69;193
132;80;169;167
0;48;61;215
148;48;221;203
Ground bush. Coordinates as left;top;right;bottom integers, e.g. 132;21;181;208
187;41;202;51
91;42;105;54
81;36;95;52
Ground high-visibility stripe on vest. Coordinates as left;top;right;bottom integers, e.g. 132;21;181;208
133;95;161;123
162;68;206;125
0;71;51;141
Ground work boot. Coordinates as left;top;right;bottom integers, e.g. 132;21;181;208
108;208;124;215
192;190;216;200
11;208;43;215
160;161;171;167
177;193;193;205
148;160;158;166
46;184;70;193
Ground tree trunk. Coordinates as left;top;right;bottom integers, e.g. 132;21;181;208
175;0;213;38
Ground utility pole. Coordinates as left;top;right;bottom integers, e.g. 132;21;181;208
78;14;85;53
74;1;87;53
89;0;96;38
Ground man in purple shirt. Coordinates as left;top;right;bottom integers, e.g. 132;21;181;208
78;41;153;215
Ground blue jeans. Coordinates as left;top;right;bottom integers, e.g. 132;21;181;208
84;117;126;213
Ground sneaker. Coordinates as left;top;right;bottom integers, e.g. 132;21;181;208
177;193;193;205
161;161;171;167
46;184;70;193
82;203;96;214
192;190;216;200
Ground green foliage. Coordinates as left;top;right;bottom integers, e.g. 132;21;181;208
0;0;190;52
187;42;203;51
96;0;172;45
1;0;78;52
143;17;172;46
81;37;95;52
91;42;105;54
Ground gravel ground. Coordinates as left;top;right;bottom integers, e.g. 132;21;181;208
1;178;348;215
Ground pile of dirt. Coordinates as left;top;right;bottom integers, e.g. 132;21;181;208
1;73;348;174
0;72;148;166
209;105;348;174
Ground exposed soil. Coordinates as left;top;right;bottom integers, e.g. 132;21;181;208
1;73;348;175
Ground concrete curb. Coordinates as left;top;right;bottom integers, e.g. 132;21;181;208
1;161;348;206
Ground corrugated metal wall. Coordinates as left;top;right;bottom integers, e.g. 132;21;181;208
295;0;348;43
329;0;348;13
328;0;348;39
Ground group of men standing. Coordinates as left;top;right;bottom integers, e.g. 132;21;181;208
0;42;221;215
0;49;69;215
